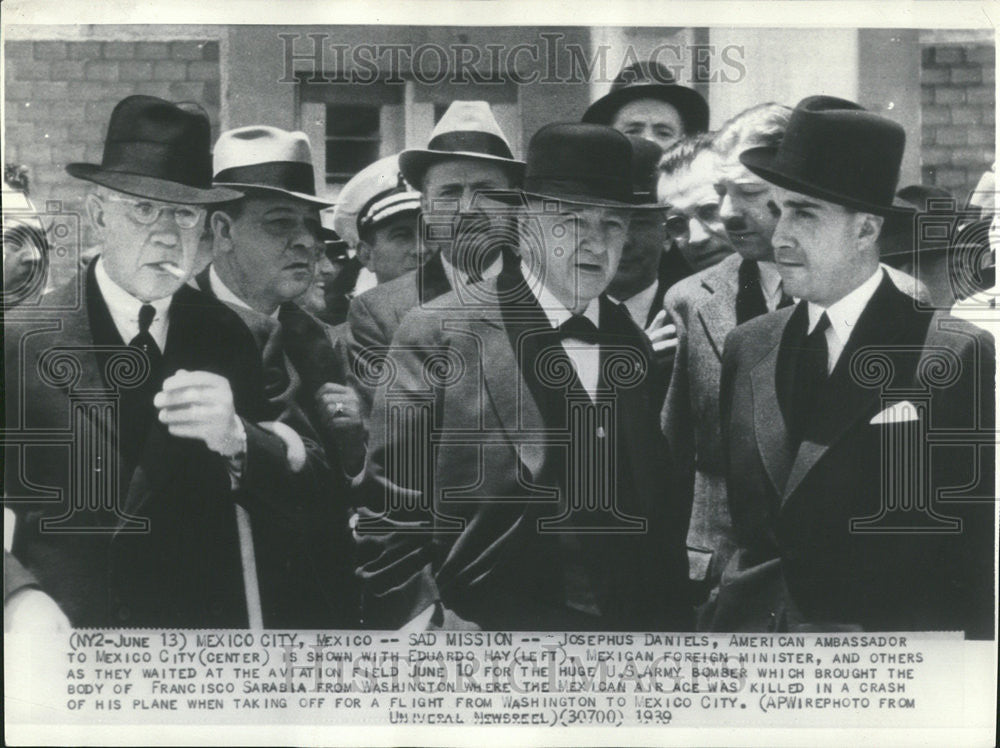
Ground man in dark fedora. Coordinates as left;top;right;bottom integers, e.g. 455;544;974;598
712;96;995;637
355;123;691;631
201;125;363;626
346;101;525;417
582;60;709;151
3;95;328;628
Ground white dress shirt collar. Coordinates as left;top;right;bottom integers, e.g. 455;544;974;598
757;261;784;311
440;252;504;290
94;257;171;350
353;266;378;297
609;280;658;326
209;265;280;319
807;267;884;372
520;262;602;400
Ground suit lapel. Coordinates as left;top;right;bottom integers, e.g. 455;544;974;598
65;263;113;394
695;254;741;361
478;272;549;479
750;320;799;499
781;275;919;504
417;252;451;305
599;295;657;514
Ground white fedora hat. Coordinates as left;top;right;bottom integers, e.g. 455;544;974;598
332;154;421;248
398;101;525;189
213;125;333;206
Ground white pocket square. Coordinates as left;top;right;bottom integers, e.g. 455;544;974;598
869;401;920;425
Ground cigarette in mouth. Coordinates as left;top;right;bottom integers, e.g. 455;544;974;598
159;262;185;278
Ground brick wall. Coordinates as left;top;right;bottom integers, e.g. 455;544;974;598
4;39;221;287
920;43;995;202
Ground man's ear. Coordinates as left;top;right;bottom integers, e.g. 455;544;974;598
356;239;373;269
85;192;106;238
857;212;884;247
209;210;235;254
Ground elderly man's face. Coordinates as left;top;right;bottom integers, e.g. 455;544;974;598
659;150;733;271
611;98;685;151
421;159;513;272
771;186;878;307
715;156;778;262
87;187;204;302
526;201;629;314
217;195;323;310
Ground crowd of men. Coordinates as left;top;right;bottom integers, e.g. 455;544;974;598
3;60;996;637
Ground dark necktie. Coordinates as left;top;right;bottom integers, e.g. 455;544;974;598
778;290;794;309
791;311;831;440
122;303;163;461
129;303;162;371
735;259;769;325
558;314;600;345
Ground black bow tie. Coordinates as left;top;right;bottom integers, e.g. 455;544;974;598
558;314;600;345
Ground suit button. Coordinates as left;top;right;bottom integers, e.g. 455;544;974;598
596;426;606;438
117;606;131;622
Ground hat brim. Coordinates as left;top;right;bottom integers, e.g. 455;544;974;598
321;228;349;257
66;163;242;204
739;147;916;218
399;150;526;190
487;188;667;212
582;84;710;134
212;181;334;207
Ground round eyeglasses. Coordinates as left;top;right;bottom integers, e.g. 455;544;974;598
104;194;206;229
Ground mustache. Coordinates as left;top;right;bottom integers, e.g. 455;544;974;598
775;249;805;264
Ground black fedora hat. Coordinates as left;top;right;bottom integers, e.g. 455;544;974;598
740;95;912;217
582;61;709;134
497;123;668;210
67;95;241;205
880;185;955;258
626;135;665;206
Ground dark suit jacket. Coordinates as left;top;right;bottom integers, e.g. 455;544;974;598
355;270;692;631
195;266;359;626
664;258;934;599
712;273;995;638
4;262;336;627
346;252;452;417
